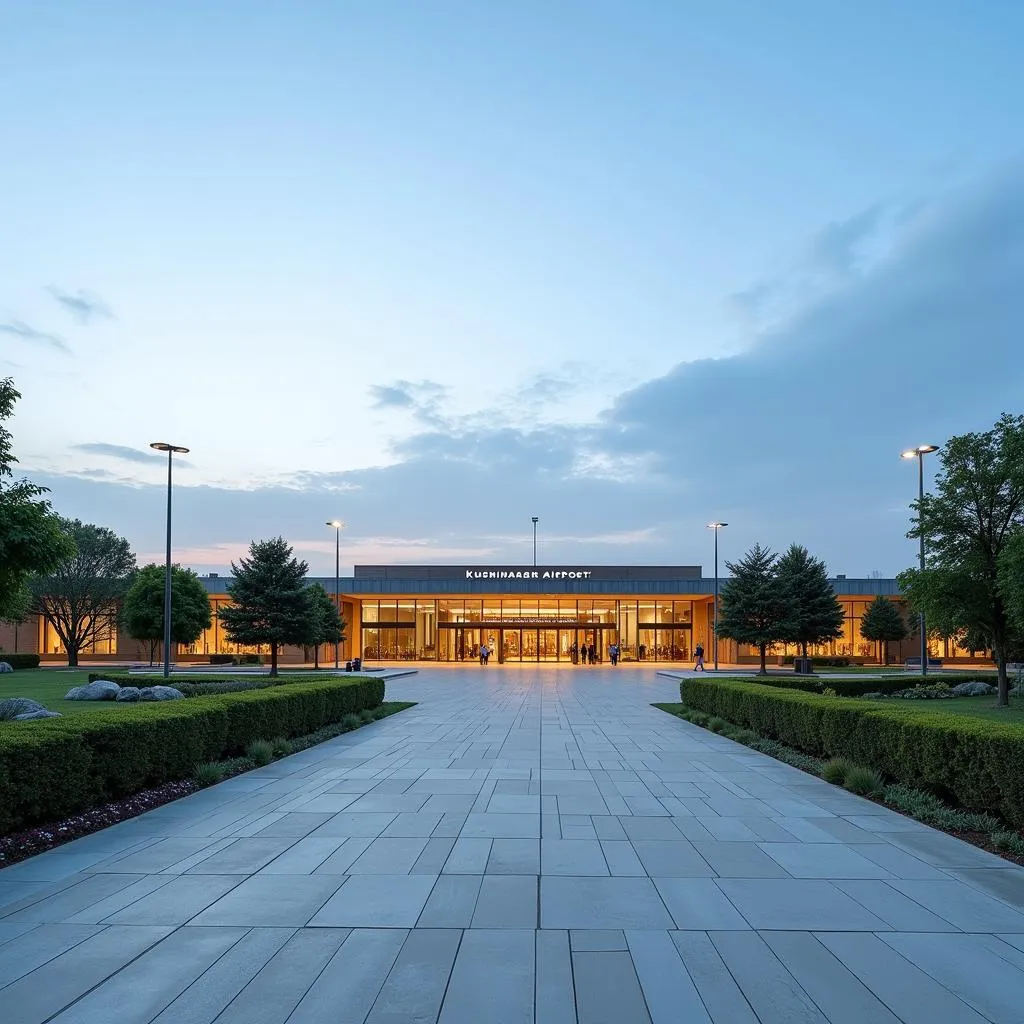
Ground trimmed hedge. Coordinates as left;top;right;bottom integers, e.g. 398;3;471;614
680;676;1024;826
0;654;41;670
0;675;384;834
85;673;356;697
744;674;982;698
780;655;853;667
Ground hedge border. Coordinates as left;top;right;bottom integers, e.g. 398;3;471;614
0;675;384;834
680;676;1024;826
0;654;41;670
86;672;372;697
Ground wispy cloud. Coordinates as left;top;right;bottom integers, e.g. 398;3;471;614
70;442;191;467
369;379;450;426
0;320;69;352
46;287;114;324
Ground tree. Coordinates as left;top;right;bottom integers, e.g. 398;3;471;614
121;564;213;665
859;595;908;665
776;543;844;658
716;543;787;674
0;378;74;620
897;413;1024;706
29;518;137;666
218;537;310;676
302;583;346;668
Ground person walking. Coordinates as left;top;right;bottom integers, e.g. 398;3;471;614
588;642;596;665
610;643;619;666
694;642;705;672
480;643;489;666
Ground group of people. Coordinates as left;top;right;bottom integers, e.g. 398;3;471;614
570;642;609;665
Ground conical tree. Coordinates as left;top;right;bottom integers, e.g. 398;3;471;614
859;595;908;665
303;582;346;669
716;543;786;674
776;544;845;659
218;537;310;676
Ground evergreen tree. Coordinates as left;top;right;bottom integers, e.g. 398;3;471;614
218;537;310;676
858;595;909;665
122;564;213;665
30;518;137;666
716;543;786;674
303;582;346;668
776;543;844;658
0;378;74;620
898;414;1024;705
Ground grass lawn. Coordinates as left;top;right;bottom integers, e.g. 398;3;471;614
873;693;1024;726
0;667;361;716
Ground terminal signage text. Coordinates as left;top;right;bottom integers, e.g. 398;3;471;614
465;569;593;580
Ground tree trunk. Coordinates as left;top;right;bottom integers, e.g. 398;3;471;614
270;642;279;677
314;644;319;670
67;644;79;668
801;640;809;658
758;643;768;675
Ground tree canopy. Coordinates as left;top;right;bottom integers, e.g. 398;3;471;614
858;595;908;665
218;537;310;675
776;543;844;658
0;378;74;620
897;413;1024;705
29;518;137;666
716;543;787;674
303;582;346;668
121;563;213;664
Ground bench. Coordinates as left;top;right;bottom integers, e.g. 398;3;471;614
903;657;943;670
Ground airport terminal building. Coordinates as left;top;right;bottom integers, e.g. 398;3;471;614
3;563;986;667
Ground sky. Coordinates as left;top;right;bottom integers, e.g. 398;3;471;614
3;0;1023;579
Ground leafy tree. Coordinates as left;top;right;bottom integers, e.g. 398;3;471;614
302;582;346;669
897;414;1024;706
776;543;844;658
218;537;310;676
716;543;787;674
999;531;1024;645
859;595;908;665
121;563;213;665
0;378;74;620
29;518;137;666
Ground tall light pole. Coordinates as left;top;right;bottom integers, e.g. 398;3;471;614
326;520;345;669
150;442;189;679
707;522;728;672
901;445;939;678
531;517;539;567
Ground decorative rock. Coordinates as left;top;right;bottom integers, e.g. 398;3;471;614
139;685;185;701
65;680;121;701
115;686;142;702
13;709;62;720
0;697;49;720
0;661;13;673
951;680;997;696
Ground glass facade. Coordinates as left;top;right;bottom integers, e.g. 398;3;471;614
358;598;697;662
39;615;118;656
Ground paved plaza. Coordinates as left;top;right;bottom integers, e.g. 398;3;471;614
2;667;1024;1022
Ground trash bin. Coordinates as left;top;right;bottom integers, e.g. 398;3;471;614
793;657;813;675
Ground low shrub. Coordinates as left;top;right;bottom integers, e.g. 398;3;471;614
0;675;385;834
992;831;1024;857
194;761;225;787
844;766;885;797
342;713;361;731
271;736;291;757
358;708;376;724
680;676;1024;825
209;654;236;665
822;757;854;785
707;717;728;734
246;739;275;766
781;656;852;668
0;653;41;670
889;683;956;700
87;673;373;699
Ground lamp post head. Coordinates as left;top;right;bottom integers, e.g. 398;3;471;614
902;444;939;459
326;520;344;529
531;517;539;525
707;522;728;530
150;442;190;454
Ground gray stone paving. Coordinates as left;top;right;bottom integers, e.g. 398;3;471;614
2;667;1024;1023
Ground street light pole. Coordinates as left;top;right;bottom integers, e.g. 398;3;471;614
901;445;939;678
326;521;345;670
531;517;539;567
150;442;189;680
707;522;728;672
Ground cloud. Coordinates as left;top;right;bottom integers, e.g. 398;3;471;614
46;287;114;324
70;443;191;467
0;320;69;352
26;166;1024;579
369;380;449;424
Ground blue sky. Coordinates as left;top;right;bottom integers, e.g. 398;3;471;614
3;1;1023;577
